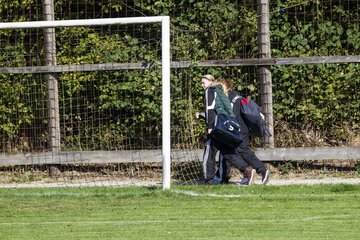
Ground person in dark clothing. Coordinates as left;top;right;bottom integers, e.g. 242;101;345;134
214;78;270;185
200;74;256;185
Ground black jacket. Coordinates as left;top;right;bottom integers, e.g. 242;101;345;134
204;84;233;129
227;90;249;135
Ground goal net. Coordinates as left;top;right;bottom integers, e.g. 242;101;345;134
0;17;201;189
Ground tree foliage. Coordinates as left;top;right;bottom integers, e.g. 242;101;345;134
0;0;358;151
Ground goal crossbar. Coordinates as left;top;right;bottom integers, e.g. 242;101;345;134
0;16;171;190
0;17;168;29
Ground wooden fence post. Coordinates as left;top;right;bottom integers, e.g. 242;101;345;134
257;0;274;147
43;0;61;153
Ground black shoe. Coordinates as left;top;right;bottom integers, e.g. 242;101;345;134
204;180;217;185
261;170;270;185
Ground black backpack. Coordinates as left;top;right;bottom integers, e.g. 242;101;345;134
231;96;271;137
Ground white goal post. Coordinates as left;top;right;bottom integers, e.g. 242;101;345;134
0;17;172;190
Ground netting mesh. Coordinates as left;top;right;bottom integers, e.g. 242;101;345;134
0;20;169;187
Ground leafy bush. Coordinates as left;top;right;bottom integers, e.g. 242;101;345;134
0;0;358;150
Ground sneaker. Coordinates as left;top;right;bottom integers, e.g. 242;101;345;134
204;179;220;185
237;177;249;185
244;167;256;186
261;170;270;185
212;175;222;184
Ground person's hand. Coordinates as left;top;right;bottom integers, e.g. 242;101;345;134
207;128;212;134
196;112;206;120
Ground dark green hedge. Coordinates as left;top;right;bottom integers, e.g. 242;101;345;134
0;0;359;151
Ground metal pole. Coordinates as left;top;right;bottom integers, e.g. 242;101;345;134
257;0;274;147
161;17;171;190
43;0;61;153
0;17;172;29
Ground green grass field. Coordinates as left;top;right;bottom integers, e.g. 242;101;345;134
0;184;359;239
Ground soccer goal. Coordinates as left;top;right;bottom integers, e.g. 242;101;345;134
0;17;171;189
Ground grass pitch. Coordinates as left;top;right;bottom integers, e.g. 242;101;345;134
0;184;359;239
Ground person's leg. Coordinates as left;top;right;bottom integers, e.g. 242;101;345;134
237;135;270;184
237;136;266;173
214;153;231;184
220;145;256;185
202;137;218;183
213;151;222;183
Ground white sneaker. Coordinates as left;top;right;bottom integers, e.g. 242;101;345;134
248;169;256;186
261;170;270;185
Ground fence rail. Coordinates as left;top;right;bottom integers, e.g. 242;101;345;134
0;147;359;166
1;56;359;74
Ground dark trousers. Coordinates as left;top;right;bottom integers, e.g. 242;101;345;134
202;136;248;182
236;136;266;174
215;135;266;182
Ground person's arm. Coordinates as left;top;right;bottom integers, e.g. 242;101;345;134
205;87;216;132
230;91;249;134
228;91;242;120
232;97;242;120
